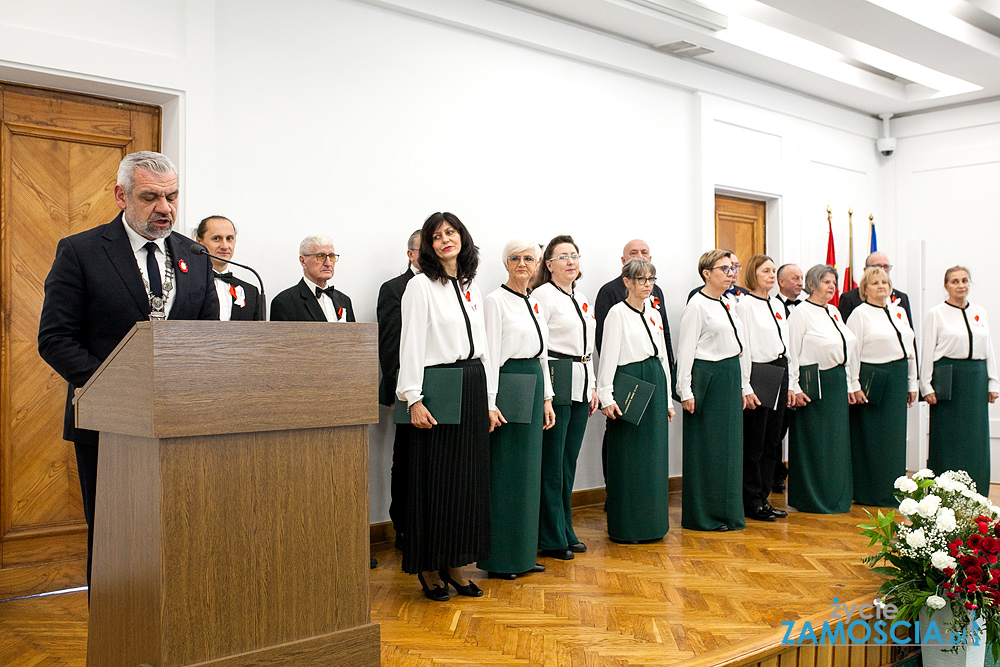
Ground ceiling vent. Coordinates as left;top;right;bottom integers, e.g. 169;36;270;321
655;40;715;57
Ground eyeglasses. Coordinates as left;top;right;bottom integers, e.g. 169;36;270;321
867;263;892;271
710;265;737;275
550;253;581;262
730;264;742;272
305;253;340;263
508;255;537;264
630;276;657;285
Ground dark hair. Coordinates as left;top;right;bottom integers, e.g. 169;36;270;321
743;254;774;292
530;235;583;290
196;215;235;239
418;212;479;285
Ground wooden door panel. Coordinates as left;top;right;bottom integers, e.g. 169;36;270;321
715;195;766;264
0;82;159;597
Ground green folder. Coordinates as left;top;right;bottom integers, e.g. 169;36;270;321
394;368;463;424
613;373;655;425
860;367;889;407
931;364;953;401
691;366;713;414
750;362;786;411
799;363;822;402
548;359;573;406
496;373;537;424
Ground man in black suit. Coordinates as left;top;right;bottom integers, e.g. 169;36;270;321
376;229;420;549
771;263;804;493
37;151;219;587
270;235;355;323
195;215;260;320
837;251;912;326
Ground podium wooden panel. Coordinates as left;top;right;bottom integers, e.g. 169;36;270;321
73;321;380;667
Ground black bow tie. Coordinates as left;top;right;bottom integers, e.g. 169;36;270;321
315;286;337;299
214;271;235;284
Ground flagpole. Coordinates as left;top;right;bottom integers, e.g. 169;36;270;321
848;208;854;285
869;214;874;254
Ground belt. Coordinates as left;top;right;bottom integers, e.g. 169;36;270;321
549;350;592;364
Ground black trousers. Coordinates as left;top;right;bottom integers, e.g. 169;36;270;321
74;440;99;589
389;423;411;543
743;358;788;510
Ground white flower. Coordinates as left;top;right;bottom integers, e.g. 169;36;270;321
916;495;942;518
927;595;947;610
913;469;935;479
936;508;957;532
906;528;927;548
931;551;957;570
935;476;968;494
895;476;918;493
899;498;919;516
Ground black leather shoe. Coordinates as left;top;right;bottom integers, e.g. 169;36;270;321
488;572;517;580
568;542;587;553
712;525;730;532
418;573;450;601
370;557;378;569
439;570;484;597
524;563;546;573
539;548;574;560
764;502;788;518
772;480;786;493
746;506;776;522
610;538;639;544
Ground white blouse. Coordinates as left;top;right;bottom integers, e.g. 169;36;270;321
787;300;856;394
676;291;752;402
919;302;1000;395
846;302;917;393
484;285;555;411
736;293;788;364
532;282;597;403
597;301;672;407
396;273;490;407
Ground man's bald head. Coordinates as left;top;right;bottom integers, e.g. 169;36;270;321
621;239;651;265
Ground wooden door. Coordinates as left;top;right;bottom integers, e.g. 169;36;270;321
715;195;766;267
0;83;160;598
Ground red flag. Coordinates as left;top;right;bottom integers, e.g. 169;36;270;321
826;219;840;307
844;266;858;293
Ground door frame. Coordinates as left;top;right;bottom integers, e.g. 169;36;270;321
715;186;782;257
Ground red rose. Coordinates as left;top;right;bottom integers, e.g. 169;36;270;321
980;523;990;535
944;567;956;577
970;534;984;549
990;555;999;565
984;537;1000;555
961;555;980;568
967;566;985;583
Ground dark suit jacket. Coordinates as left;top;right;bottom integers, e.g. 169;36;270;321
376;268;416;406
594;276;674;369
838;286;912;327
687;284;749;303
270;278;356;323
37;213;220;444
224;275;261;321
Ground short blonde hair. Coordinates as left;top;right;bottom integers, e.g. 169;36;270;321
697;249;731;283
858;266;891;300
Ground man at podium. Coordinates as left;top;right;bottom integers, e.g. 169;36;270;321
37;151;219;588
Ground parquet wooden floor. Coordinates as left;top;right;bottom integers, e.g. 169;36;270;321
0;488;965;666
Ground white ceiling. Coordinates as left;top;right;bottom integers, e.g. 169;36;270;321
492;0;1000;117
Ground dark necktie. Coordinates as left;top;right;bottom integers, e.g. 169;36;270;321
214;271;235;284
144;242;162;297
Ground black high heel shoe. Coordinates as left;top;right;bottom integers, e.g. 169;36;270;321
418;572;450;601
439;569;484;597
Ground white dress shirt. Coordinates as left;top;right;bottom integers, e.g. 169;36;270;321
597;301;672;407
676;291;752;401
304;276;345;322
846;302;917;393
397;273;490;407
531;282;596;403
787;300;856;394
484;285;554;411
122;218;175;317
736;293;788;363
777;293;803;317
919;302;1000;395
214;276;234;321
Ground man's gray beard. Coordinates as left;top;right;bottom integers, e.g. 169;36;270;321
125;211;173;239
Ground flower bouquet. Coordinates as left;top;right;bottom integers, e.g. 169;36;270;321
859;469;1000;659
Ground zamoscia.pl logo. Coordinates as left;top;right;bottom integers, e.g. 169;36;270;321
780;598;981;646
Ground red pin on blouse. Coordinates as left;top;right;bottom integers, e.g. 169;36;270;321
650;317;655;326
897;312;902;319
177;259;188;273
653;297;661;308
465;290;471;302
975;315;981;322
581;302;589;313
533;303;540;314
775;312;783;320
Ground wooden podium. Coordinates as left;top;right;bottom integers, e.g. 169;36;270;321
74;321;380;667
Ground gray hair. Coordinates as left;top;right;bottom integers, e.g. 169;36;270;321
299;234;334;255
804;264;838;293
407;229;421;252
117;151;178;195
622;257;655;280
502;238;541;268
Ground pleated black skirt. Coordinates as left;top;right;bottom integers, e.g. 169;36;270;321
402;359;491;574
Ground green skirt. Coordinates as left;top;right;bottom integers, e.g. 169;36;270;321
928;358;991;493
478;359;544;574
682;355;745;531
789;364;852;513
606;357;670;541
850;359;908;507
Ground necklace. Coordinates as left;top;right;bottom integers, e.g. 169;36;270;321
142;244;175;320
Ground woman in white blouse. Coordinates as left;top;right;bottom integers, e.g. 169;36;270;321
396;212;495;601
477;239;556;580
736;255;792;523
677;249;758;532
598;258;675;542
530;235;598;560
787;264;857;514
920;266;999;492
846;267;917;507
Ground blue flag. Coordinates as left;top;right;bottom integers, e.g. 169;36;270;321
869;222;877;254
